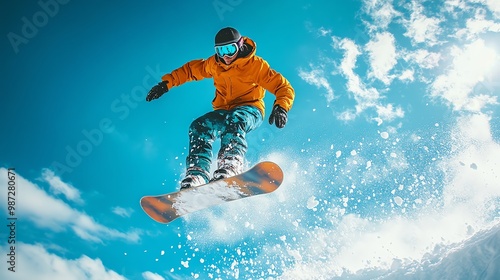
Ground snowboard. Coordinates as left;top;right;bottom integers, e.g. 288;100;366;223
140;161;283;224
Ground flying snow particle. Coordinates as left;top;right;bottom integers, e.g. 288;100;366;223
394;196;404;206
366;161;372;169
161;250;165;256
336;151;342;158
470;163;478;170
350;150;357;156
181;261;189;268
342;197;349;207
306;196;320;210
380;132;389;139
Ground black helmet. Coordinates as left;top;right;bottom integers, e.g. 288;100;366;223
215;27;242;46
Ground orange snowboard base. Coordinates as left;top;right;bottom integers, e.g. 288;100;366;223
140;161;283;224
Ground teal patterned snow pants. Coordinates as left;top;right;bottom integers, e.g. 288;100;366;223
186;105;263;181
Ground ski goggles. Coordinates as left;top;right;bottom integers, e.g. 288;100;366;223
215;42;239;58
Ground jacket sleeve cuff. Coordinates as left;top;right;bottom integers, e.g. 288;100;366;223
274;96;293;112
161;74;174;88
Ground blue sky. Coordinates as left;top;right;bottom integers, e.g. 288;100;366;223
1;0;500;279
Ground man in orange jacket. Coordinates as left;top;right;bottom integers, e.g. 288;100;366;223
146;27;295;189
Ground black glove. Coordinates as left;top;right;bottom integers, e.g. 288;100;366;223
269;104;287;128
146;81;168;101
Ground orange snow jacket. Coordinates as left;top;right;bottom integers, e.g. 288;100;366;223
161;37;294;116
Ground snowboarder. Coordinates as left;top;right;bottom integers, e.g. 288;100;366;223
146;27;295;189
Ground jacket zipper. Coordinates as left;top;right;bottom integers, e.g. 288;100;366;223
226;75;232;109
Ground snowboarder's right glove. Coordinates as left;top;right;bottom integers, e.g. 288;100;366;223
269;104;287;128
146;81;168;101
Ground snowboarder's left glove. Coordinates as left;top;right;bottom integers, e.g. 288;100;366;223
269;105;287;128
146;81;168;102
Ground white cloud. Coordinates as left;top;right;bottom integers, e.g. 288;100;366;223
334;37;404;122
484;0;500;18
375;103;405;121
298;67;335;103
455;9;500;39
337;110;358;122
41;168;83;204
336;38;379;104
443;0;467;13
304;22;332;37
0;243;125;280
430;39;499;112
403;49;441;69
0;168;141;243
112;206;134;218
318;26;332;37
444;0;500;18
398;69;415;82
142;271;166;280
403;0;442;46
362;0;400;30
365;31;398;85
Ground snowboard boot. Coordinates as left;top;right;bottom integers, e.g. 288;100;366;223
180;168;209;190
211;156;243;182
211;168;237;182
